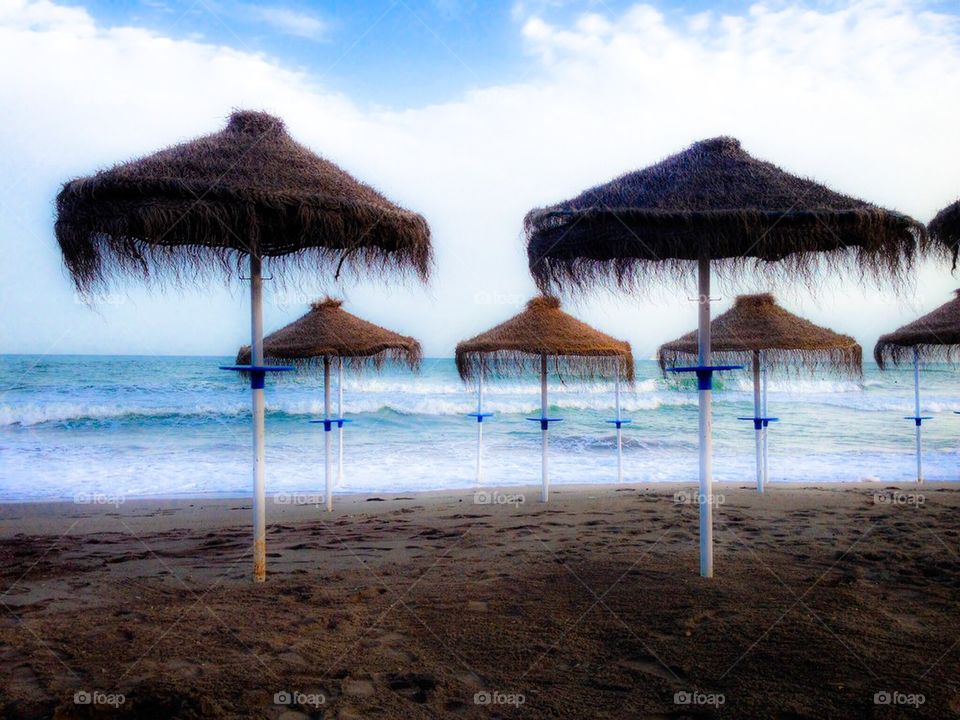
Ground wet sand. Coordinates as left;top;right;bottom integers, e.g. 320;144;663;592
1;482;958;718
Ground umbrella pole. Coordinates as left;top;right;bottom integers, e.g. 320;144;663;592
249;253;267;583
615;370;623;483
337;357;344;488
476;375;484;485
697;252;713;578
761;351;769;489
753;350;762;493
541;353;549;503
324;356;333;512
914;347;923;484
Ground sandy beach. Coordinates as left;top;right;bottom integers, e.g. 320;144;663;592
0;482;956;718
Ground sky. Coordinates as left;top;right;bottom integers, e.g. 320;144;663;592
1;0;959;360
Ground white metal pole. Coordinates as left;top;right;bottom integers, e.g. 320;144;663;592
753;350;762;493
476;374;484;485
250;252;267;583
697;252;713;578
541;353;549;503
761;350;769;489
914;347;923;484
337;357;344;488
615;370;623;483
324;356;333;512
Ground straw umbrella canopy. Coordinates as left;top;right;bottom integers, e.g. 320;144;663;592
239;298;420;512
929;199;960;269
659;293;862;492
874;290;960;484
525;136;927;578
55;110;432;582
456;296;633;501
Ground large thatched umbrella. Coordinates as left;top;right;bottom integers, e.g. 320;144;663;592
659;293;862;493
526;136;926;577
55;110;431;581
239;298;420;511
456;296;634;501
875;289;960;483
930;199;960;269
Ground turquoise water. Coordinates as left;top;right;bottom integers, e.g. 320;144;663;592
1;354;958;501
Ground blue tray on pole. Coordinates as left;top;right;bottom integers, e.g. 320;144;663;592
738;416;779;430
220;364;295;389
605;419;632;429
667;364;743;390
467;412;494;423
310;418;354;431
526;417;563;430
904;415;933;427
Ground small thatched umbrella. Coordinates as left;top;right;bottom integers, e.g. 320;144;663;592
526;136;926;577
874;289;960;483
456;296;634;501
239;298;420;511
659;293;862;492
930;199;960;269
55;110;431;581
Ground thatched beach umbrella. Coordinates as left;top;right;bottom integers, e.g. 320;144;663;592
930;199;960;269
55;110;431;581
239;298;420;511
659;293;862;493
526;136;925;576
456;296;634;501
875;289;960;483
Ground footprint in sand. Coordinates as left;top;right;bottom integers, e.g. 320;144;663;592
342;678;375;697
617;654;686;685
387;673;436;703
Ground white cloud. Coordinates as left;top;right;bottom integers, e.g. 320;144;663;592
251;6;329;41
1;0;959;357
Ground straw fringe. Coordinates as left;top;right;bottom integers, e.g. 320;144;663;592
874;290;960;369
659;346;861;376
455;296;634;383
236;297;421;372
525;137;930;294
929;199;960;270
657;293;862;376
55;110;432;292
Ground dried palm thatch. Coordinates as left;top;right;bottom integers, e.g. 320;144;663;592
874;290;960;369
56;110;431;291
658;293;861;375
237;298;420;370
930;199;960;270
525;137;929;293
455;296;634;382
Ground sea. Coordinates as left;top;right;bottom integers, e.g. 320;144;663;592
1;355;958;502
